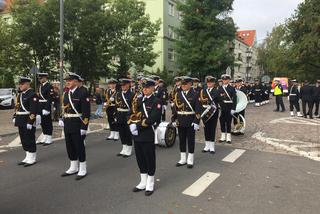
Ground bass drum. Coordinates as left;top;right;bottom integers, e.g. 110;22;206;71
156;122;177;148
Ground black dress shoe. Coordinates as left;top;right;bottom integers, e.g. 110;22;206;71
122;155;130;158
202;150;209;153
61;171;78;177
37;142;44;145
176;162;186;167
187;164;194;169
24;162;36;167
145;191;154;196
210;151;215;154
17;162;26;166
75;174;86;180
132;187;145;192
114;139;119;141
43;143;52;146
226;141;232;144
117;153;124;157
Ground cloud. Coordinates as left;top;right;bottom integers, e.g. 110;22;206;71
231;0;304;42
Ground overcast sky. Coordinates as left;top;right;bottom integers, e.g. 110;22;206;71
231;0;304;42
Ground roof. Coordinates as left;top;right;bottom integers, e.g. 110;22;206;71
236;30;257;47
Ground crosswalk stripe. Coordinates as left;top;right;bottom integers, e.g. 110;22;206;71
182;172;220;197
222;149;246;163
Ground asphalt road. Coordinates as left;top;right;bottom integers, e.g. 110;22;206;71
1;131;320;214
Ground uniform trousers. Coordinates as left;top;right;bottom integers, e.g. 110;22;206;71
118;123;132;146
289;100;300;112
314;99;319;116
18;126;36;153
220;110;232;133
204;111;219;141
134;141;156;176
178;126;195;153
302;100;313;117
41;114;53;135
64;129;86;162
275;95;285;111
106;107;118;131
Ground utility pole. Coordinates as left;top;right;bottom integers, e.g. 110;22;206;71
59;0;64;95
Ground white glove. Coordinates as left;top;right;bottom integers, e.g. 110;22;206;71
132;130;138;136
58;119;64;127
53;107;56;111
162;105;167;111
110;97;115;102
129;124;137;133
104;102;107;106
80;129;87;136
42;109;50;116
27;124;33;130
192;123;200;131
230;110;236;115
172;122;177;128
12;118;15;124
170;102;175;107
36;115;41;126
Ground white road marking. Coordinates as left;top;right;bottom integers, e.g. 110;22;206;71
252;132;320;161
0;123;105;153
222;149;246;163
182;172;220;197
270;117;320;126
0;149;7;153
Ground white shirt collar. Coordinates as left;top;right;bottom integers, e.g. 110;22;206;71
42;81;48;86
22;88;31;94
70;87;78;93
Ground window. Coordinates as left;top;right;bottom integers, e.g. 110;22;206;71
168;25;175;39
178;11;183;20
168;48;175;61
168;2;175;16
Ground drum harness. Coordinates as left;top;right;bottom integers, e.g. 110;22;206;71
201;89;217;119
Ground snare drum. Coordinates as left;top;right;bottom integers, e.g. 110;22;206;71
156;122;177;147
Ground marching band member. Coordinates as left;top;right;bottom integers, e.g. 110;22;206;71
192;78;202;95
129;78;162;196
105;78;119;140
153;75;168;121
115;78;134;157
171;76;201;168
218;74;237;144
60;72;90;180
253;79;263;107
158;79;168;121
36;72;55;146
200;76;219;154
14;77;39;167
288;79;302;117
232;78;246;135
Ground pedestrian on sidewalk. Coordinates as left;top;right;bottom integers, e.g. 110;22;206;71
94;88;103;118
300;80;314;119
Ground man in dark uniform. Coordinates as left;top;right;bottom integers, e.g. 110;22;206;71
300;80;314;118
158;79;168;121
253;79;263;107
105;78;119;140
129;78;162;196
171;76;201;168
312;80;320;118
199;76;219;154
232;78;247;135
115;78;134;157
59;72;91;180
192;78;202;95
218;74;237;144
288;79;302;117
36;72;54;146
14;77;39;167
152;75;167;121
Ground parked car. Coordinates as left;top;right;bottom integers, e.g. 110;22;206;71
0;88;16;109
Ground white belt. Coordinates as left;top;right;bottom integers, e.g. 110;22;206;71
203;105;210;108
16;111;30;115
289;94;297;96
177;111;195;115
39;100;47;103
109;104;116;106
64;113;82;118
117;108;129;112
223;101;233;103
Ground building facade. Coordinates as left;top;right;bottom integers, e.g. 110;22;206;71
233;30;261;82
143;0;181;73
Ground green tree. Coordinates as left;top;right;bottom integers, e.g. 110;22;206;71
176;0;236;79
